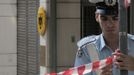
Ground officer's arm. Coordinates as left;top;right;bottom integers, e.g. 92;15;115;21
74;48;96;75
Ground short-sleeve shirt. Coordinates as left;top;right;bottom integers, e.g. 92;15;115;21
74;34;134;75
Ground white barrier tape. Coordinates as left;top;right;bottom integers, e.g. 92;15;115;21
45;57;113;75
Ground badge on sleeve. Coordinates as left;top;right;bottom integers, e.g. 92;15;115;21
77;48;83;58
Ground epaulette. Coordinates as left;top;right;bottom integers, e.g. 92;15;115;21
128;34;134;40
77;35;97;49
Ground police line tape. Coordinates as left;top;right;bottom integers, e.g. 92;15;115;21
45;57;113;75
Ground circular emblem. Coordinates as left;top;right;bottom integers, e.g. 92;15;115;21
77;50;83;58
105;0;116;6
37;6;47;36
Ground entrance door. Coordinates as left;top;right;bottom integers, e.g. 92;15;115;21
57;19;80;71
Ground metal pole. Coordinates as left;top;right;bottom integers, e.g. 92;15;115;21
47;0;57;73
118;0;128;75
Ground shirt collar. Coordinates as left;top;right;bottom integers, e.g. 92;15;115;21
99;34;106;51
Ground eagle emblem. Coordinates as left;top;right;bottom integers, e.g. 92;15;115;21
105;0;117;6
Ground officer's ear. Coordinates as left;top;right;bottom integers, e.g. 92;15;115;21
95;13;99;22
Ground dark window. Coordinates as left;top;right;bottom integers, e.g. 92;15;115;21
81;0;101;38
128;7;130;33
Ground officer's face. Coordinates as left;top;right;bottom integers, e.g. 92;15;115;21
95;13;119;35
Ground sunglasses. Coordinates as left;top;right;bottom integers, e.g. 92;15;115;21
100;15;119;21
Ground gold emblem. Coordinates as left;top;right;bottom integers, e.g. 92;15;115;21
37;6;47;36
105;0;116;6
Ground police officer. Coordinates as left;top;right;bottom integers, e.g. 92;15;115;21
74;0;134;75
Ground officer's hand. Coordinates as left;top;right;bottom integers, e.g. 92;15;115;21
113;49;134;71
100;64;112;75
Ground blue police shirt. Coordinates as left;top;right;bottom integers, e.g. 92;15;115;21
74;34;134;75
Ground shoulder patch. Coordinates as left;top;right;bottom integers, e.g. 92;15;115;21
77;49;83;58
77;35;97;48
